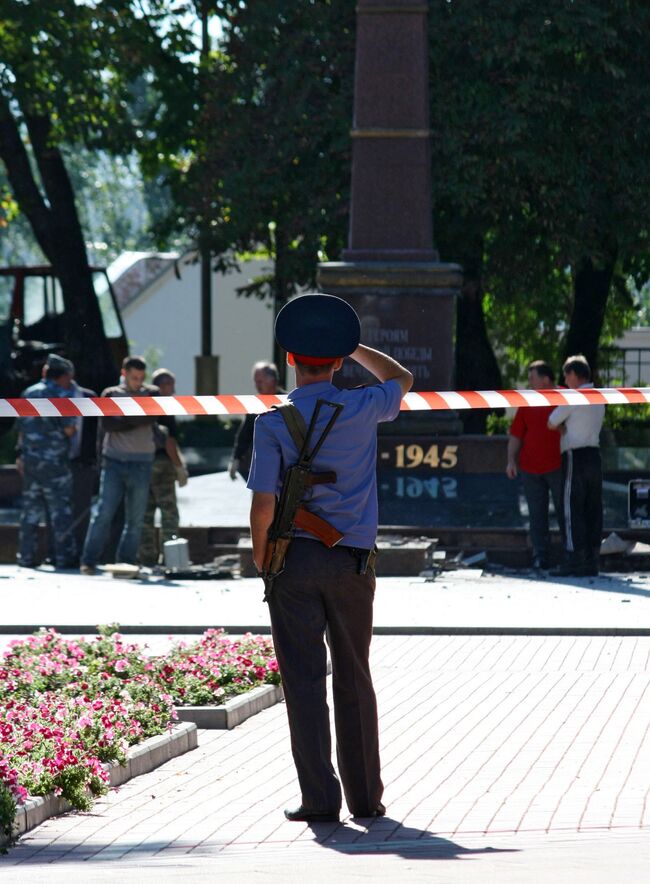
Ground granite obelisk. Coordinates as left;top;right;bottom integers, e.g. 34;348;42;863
318;0;461;391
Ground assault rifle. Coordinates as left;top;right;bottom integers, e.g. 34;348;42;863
262;399;344;600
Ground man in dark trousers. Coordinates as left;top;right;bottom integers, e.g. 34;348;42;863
248;293;413;823
548;355;605;576
228;361;281;482
67;369;98;555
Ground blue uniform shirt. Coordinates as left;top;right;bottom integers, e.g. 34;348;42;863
247;379;402;549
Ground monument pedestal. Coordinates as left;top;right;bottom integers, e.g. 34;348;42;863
319;259;461;396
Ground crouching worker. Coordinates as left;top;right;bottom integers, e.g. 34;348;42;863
247;293;413;823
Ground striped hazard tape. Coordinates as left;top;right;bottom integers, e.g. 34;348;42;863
0;386;649;417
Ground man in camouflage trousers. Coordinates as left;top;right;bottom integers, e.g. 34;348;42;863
139;369;188;566
16;355;78;568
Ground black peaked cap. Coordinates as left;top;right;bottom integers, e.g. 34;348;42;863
274;293;361;358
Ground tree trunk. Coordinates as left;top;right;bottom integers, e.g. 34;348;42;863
454;244;503;433
564;253;617;381
0;102;117;392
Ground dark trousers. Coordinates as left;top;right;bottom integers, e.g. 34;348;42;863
268;538;383;815
71;461;98;554
562;447;603;555
521;468;565;560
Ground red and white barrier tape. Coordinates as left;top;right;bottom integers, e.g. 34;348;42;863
2;387;650;418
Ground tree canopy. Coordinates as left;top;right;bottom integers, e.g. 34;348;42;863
165;1;355;296
0;0;194;389
430;0;650;391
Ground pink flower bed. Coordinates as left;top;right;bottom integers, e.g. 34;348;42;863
153;629;281;706
0;627;279;842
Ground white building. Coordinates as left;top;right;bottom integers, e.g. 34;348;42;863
108;251;275;395
608;327;650;386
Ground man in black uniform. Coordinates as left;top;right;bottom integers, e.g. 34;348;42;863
228;361;281;482
248;294;413;822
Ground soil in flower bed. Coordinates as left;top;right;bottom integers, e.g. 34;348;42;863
0;626;279;843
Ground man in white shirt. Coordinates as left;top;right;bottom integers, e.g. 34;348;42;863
548;355;605;576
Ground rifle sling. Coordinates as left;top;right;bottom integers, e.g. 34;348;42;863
273;400;344;468
273;403;308;454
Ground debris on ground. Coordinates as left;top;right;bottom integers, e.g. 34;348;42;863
420;548;487;580
600;532;636;555
163;554;240;580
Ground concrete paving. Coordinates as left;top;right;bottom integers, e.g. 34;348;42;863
1;634;649;882
1;564;650;634
177;470;250;527
2;551;650;881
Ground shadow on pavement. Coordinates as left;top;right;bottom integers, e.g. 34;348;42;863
508;570;650;600
311;817;519;861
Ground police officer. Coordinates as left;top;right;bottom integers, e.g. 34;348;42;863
248;294;413;822
16;354;78;568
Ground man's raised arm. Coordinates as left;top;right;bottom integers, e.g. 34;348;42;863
349;344;413;397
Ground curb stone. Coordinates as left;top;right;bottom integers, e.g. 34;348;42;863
3;721;197;847
173;663;331;730
175;683;284;729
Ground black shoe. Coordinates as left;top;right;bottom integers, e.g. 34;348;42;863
284;805;339;823
531;556;549;571
549;551;590;577
549;562;578;576
352;802;386;819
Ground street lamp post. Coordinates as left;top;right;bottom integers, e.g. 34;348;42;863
195;0;219;394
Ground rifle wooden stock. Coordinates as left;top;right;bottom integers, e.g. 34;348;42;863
263;508;343;580
263;535;291;577
294;507;344;548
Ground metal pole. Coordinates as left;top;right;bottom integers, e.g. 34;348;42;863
200;0;212;357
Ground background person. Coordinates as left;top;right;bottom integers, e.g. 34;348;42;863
139;368;188;566
228;361;281;482
506;360;564;569
248;293;413;823
67;369;99;555
16;355;77;569
548;355;605;577
80;356;158;574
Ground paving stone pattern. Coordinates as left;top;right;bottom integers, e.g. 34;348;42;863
2;636;650;868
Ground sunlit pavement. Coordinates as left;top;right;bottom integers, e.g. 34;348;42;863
1;565;650;635
2;633;650;882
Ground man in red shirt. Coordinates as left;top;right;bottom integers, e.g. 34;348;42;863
506;361;564;570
